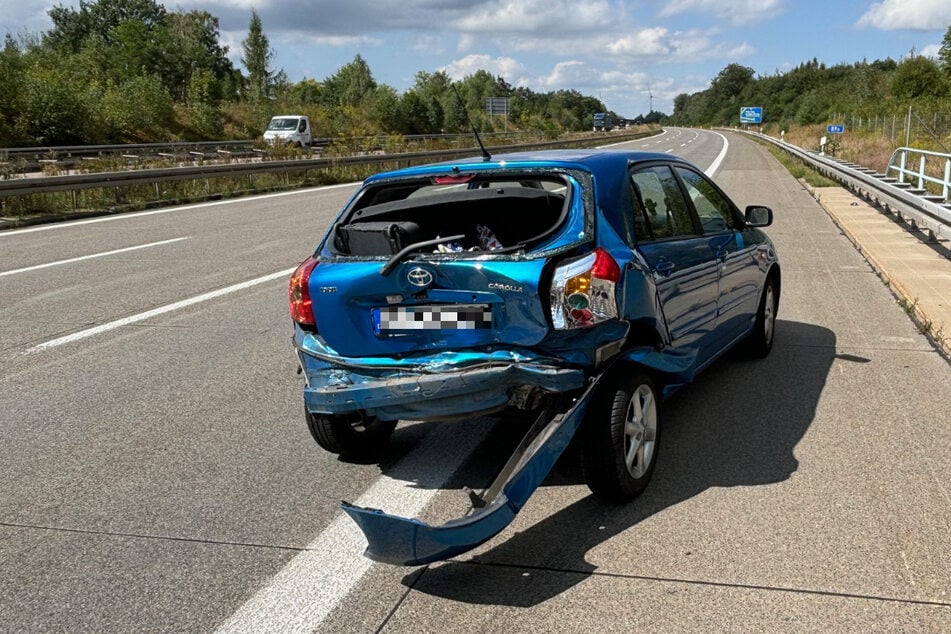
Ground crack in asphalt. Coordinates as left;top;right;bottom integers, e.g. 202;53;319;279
0;520;305;553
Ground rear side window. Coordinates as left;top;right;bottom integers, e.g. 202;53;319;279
675;167;735;234
630;166;696;241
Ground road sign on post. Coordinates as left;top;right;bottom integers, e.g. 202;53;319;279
740;107;763;124
485;97;510;131
827;124;845;134
485;98;510;116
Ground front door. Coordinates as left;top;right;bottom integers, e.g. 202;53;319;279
673;166;762;343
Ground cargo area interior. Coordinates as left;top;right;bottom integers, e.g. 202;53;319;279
334;185;568;256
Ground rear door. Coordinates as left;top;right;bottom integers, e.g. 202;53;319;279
629;164;719;356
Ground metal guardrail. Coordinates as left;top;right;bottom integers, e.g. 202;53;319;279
0;140;257;158
0;141;262;175
0;130;656;200
742;131;951;242
886;147;951;200
0;132;563;171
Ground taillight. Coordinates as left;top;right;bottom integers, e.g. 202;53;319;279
550;247;620;329
289;256;319;327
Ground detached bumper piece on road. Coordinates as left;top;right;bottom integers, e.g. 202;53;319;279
341;377;600;566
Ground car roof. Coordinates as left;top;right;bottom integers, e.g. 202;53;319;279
363;148;695;213
366;148;683;178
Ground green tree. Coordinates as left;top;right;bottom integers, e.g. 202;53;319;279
398;90;430;134
16;67;91;144
241;9;275;102
892;55;944;100
45;0;166;52
323;54;376;108
286;78;323;104
937;25;951;80
0;35;25;144
163;10;236;101
100;74;174;140
187;68;222;137
410;70;452;130
710;63;755;99
368;85;401;133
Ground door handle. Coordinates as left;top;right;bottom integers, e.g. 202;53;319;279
654;260;675;277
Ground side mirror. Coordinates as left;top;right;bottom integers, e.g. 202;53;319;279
745;205;773;227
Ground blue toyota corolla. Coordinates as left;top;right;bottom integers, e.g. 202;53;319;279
289;148;779;564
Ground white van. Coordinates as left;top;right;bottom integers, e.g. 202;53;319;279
263;115;312;147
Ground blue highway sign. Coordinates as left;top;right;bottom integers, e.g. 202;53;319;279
827;124;845;134
740;107;763;124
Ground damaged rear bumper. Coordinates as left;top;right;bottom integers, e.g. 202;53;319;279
294;329;586;421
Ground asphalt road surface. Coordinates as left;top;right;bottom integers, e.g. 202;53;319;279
0;129;948;632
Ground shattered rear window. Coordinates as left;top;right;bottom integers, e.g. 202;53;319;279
332;173;572;256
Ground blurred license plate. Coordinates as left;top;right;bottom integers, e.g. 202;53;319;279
373;304;492;332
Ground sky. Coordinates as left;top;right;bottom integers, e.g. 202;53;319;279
4;0;951;117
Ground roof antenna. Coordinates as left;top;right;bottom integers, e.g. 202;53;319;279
452;84;492;162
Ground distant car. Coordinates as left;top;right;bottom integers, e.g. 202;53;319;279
289;149;779;501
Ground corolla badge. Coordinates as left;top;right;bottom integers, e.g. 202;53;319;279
407;267;434;288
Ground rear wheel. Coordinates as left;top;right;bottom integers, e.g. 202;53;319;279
582;371;660;502
748;275;778;358
305;409;397;460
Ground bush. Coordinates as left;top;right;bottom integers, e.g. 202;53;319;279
15;67;90;144
101;75;176;141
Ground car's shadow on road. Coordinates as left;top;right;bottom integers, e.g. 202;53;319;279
397;319;839;606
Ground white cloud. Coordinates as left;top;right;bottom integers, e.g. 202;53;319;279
607;28;755;64
608;27;672;56
453;0;618;35
920;43;941;58
537;61;596;88
440;54;527;81
857;0;951;30
658;0;786;25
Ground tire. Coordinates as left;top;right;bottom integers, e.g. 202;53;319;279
582;370;661;502
305;409;397;460
748;274;778;358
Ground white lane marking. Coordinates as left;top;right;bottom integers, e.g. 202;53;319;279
0;182;359;237
0;237;189;278
705;131;730;177
25;268;296;353
215;420;492;632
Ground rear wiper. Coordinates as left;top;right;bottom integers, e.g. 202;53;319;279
380;234;465;277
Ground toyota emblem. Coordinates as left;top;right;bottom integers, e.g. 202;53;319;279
407;267;434;288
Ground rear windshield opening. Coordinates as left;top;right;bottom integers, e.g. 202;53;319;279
333;176;569;256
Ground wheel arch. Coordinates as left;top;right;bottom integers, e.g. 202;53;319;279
767;262;782;300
